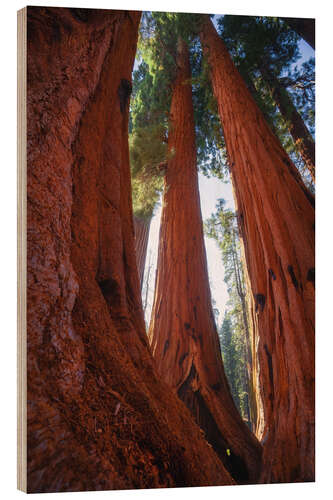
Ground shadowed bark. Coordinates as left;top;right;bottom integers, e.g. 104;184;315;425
148;37;262;484
199;16;315;484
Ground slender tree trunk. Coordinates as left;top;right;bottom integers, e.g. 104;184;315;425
200;16;315;483
283;17;315;49
260;65;315;182
27;8;234;492
148;37;262;484
134;216;151;288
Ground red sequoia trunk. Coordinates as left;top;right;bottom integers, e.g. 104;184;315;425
260;65;315;182
134;216;151;288
26;8;234;492
200;16;315;483
148;38;262;484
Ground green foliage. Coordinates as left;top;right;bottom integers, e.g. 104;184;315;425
135;12;196;119
137;12;229;178
129;40;168;220
281;57;315;135
129;124;166;220
130;12;231;220
130;12;315;223
130;59;169;133
218;15;300;75
190;45;229;180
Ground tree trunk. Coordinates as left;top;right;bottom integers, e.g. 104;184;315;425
26;8;234;492
148;37;262;484
134;215;151;288
283;17;315;50
200;16;315;483
260;65;315;182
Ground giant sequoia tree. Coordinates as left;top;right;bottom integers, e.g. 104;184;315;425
199;15;315;483
27;7;235;492
148;33;262;483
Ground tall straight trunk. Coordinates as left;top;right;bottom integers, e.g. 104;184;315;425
26;8;234;492
199;16;315;483
134;215;151;288
148;37;262;484
260;65;315;182
283;17;315;49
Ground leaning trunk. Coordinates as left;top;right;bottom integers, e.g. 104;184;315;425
200;16;315;483
134;215;151;288
260;65;315;182
26;8;235;492
148;38;262;484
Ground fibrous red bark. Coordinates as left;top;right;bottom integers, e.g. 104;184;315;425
26;7;234;492
134;216;151;288
148;38;262;484
200;16;315;483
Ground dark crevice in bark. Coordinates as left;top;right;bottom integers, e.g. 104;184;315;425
287;265;299;290
307;267;315;284
118;79;132;113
